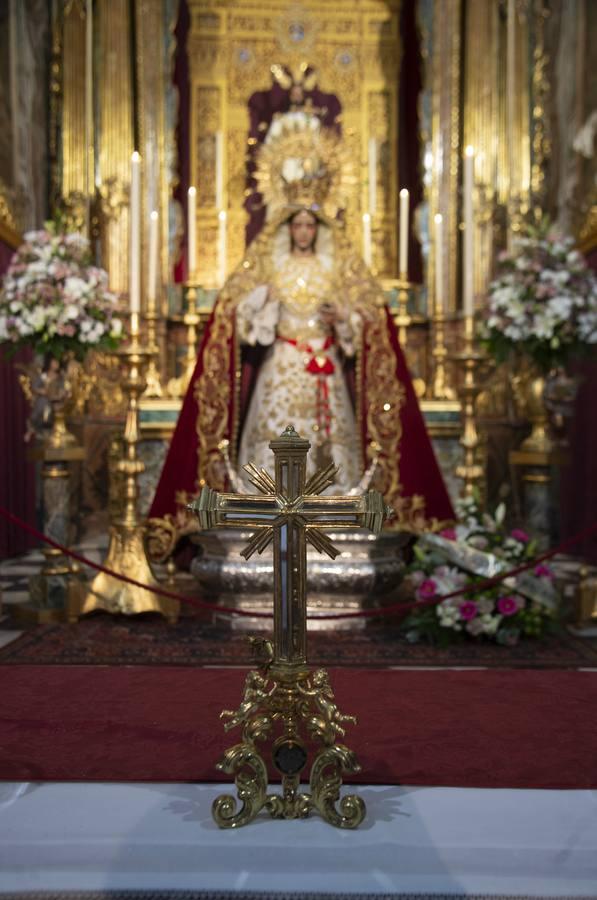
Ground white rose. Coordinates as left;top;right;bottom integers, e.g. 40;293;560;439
547;296;572;320
64;276;89;299
64;304;79;320
27;308;46;330
480;613;501;635
16;319;33;336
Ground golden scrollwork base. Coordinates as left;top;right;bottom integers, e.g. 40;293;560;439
309;745;366;829
212;661;366;830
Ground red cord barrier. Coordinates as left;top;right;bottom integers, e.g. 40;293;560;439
0;505;270;620
1;503;596;621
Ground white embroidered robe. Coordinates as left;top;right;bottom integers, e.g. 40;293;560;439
236;252;361;492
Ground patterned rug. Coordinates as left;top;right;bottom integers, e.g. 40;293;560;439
1;612;597;668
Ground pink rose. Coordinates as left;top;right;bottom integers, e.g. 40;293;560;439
440;528;457;541
497;596;519;617
511;529;529;543
459;600;478;621
534;564;553;579
417;579;438;600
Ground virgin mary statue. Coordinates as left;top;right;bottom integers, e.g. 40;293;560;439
150;112;454;530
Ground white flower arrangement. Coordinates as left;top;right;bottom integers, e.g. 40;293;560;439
483;228;597;372
0;224;124;362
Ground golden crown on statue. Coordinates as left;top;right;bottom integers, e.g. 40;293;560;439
282;159;332;211
255;111;355;221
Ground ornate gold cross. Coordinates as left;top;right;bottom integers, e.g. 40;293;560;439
189;424;390;829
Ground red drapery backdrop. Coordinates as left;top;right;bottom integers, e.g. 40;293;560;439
0;240;36;559
560;242;597;562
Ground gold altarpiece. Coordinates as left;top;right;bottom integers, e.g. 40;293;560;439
188;0;402;282
48;0;555;322
45;0;565;446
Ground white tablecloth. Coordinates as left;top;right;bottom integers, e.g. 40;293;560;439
0;782;596;896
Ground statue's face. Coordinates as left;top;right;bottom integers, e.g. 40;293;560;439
289;209;317;251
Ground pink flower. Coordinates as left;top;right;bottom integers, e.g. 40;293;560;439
534;564;554;579
440;528;457;541
497;596;519;617
459;600;478;621
511;528;529;543
417;579;438;600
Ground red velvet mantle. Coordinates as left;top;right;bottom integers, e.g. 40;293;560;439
149;304;454;525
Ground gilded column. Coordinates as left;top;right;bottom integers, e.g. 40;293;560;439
505;0;531;241
96;0;135;294
135;0;169;315
462;0;500;303
429;0;462;314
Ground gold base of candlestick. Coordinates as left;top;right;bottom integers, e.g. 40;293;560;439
166;284;201;398
431;312;455;400
394;276;412;348
82;524;178;621
82;338;179;622
143;309;163;398
212;655;365;830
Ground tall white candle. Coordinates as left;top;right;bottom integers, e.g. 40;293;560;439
368;137;377;217
434;213;443;313
215;131;224;211
463;145;475;318
129;151;141;334
399;188;409;278
187;186;197;278
362;213;372;268
147;210;159;311
217;209;228;286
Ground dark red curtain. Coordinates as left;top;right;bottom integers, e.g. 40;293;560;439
0;240;36;559
560;243;597;562
398;0;424;284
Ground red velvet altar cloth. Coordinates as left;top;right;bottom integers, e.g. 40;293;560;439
1;665;596;789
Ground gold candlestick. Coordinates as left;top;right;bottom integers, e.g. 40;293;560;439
166;282;199;398
82;333;179;621
431;309;455;400
394;273;411;348
455;316;484;497
182;283;199;388
143;309;163;398
189;425;391;829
